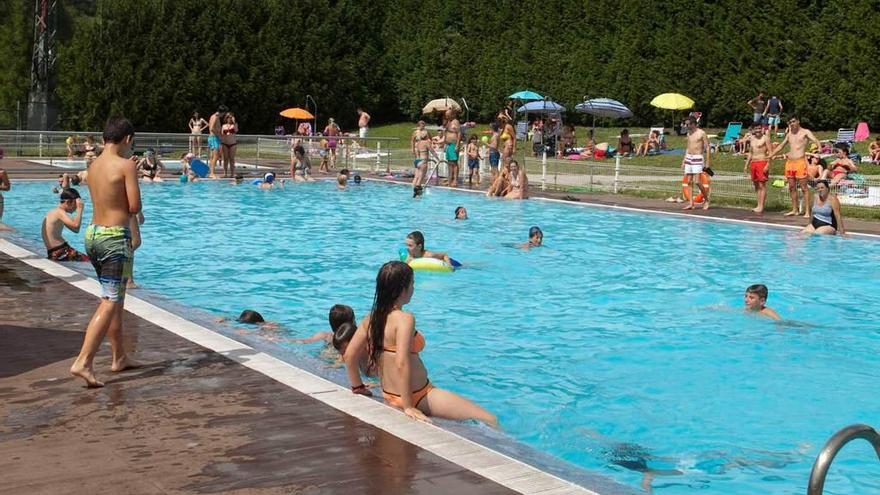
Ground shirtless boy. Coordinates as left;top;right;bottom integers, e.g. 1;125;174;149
744;284;781;321
42;188;89;262
357;107;370;142
443;108;461;187
767;117;820;217
744;126;771;213
487;122;501;182
681;117;711;210
70;117;142;388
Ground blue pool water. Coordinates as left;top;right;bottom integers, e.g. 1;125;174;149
4;180;879;495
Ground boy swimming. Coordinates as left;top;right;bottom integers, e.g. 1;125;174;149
744;284;781;320
520;226;543;249
403;230;451;264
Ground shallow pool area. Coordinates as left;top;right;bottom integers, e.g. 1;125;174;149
3;179;879;495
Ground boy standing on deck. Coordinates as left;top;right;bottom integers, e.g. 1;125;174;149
767;116;820;217
681;117;711;210
744;126;771;213
70;117;143;388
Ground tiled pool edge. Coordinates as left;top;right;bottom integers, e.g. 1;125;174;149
368;177;880;240
0;238;599;495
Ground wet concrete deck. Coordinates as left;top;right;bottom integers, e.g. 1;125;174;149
0;252;517;494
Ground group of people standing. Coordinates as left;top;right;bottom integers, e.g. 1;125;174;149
409;107;525;199
741;116;847;235
189;106;238;178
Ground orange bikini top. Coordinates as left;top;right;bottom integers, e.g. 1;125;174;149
382;331;425;354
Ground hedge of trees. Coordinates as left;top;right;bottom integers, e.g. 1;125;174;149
1;0;879;132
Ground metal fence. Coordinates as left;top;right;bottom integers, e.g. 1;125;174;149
379;146;880;212
0;130;399;173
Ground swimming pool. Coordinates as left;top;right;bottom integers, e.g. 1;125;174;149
4;179;879;495
28;159;264;170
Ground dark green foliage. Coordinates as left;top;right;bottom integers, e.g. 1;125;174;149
2;0;879;131
0;0;32;128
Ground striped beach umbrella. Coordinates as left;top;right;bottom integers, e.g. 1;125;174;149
575;98;633;119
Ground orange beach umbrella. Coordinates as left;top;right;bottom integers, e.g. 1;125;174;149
279;107;314;120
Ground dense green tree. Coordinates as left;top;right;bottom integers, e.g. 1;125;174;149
2;0;878;131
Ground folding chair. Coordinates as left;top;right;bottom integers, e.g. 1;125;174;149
714;122;742;153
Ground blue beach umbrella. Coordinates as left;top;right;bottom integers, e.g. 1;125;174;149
517;100;566;113
509;90;544;101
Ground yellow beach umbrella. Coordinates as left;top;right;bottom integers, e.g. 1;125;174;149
279;107;314;120
650;93;695;110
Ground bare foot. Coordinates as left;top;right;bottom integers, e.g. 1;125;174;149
752;207;763;213
682;204;694;210
126;279;139;289
702;202;710;210
783;210;798;216
110;355;142;372
802;212;810;218
70;363;104;388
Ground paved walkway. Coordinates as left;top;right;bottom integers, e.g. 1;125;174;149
0;253;516;494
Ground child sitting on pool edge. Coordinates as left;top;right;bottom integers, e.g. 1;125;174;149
744;284;781;320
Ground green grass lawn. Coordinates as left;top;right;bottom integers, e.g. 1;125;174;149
367;122;879;175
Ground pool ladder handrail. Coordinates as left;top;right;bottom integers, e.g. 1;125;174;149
807;423;880;495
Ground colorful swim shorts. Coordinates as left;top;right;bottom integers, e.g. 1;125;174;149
749;160;769;182
784;157;807;179
489;150;500;168
85;225;132;302
47;242;90;262
208;135;221;151
445;143;458;162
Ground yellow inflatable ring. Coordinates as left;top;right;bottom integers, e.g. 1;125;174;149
408;258;454;273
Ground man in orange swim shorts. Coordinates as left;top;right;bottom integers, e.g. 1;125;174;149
768;116;820;217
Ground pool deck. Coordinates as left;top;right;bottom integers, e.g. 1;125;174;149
4;156;879;236
0;250;524;494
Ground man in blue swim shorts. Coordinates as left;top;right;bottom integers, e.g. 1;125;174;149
207;105;227;178
443;108;461;187
70;116;143;388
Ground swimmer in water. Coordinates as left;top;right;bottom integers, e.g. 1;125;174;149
454;206;468;220
336;174;347;190
258;172;284;189
520;226;543;249
404;230;451;264
744;284;781;320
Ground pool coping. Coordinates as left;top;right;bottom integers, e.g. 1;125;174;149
368;177;880;240
0;237;599;495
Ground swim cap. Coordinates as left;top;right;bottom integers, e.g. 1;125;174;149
481;136;489;144
264;172;275;184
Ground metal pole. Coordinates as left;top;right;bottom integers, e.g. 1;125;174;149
376;141;381;173
541;149;547;191
613;153;621;194
256;137;261;170
39;132;43;157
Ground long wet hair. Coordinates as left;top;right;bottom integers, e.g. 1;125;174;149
367;261;414;371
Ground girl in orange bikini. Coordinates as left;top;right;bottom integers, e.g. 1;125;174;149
343;261;497;427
